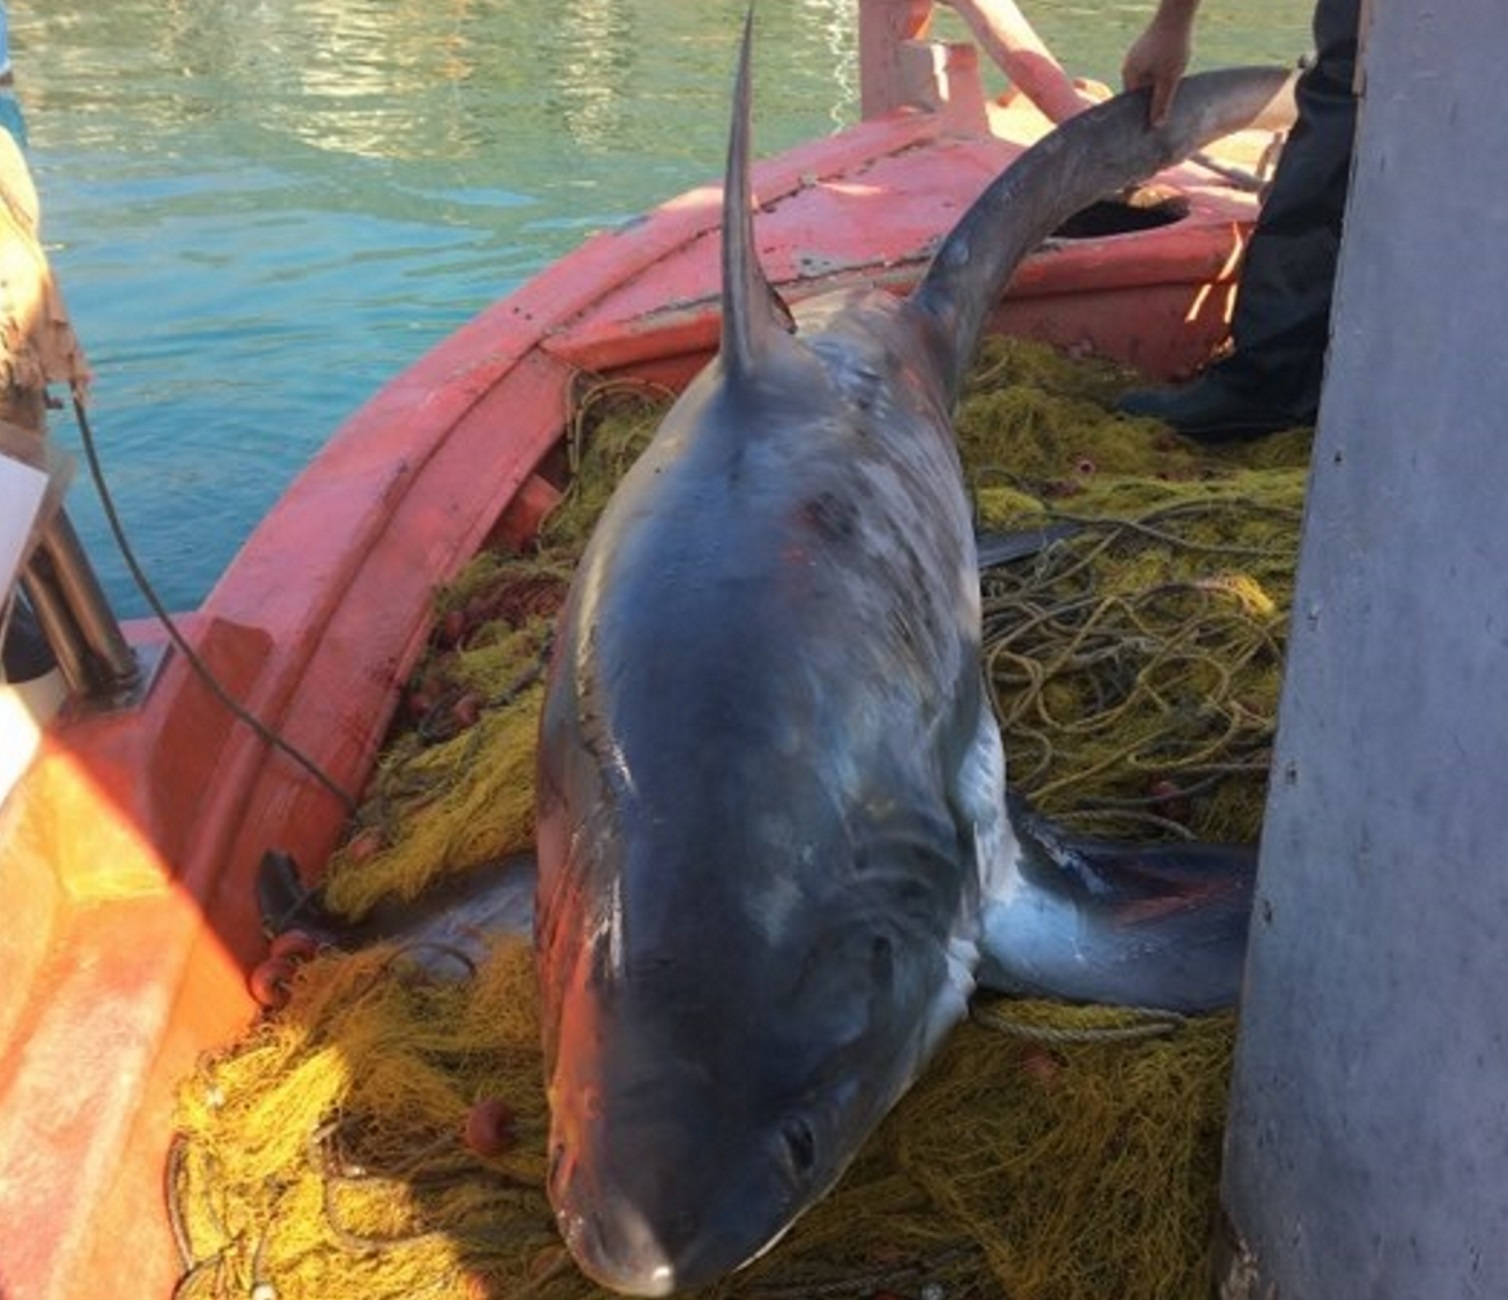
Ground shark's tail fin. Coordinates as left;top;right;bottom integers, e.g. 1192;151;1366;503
910;66;1295;406
719;8;795;385
979;790;1257;1012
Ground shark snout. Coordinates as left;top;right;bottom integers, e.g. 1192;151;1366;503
548;1121;744;1296
553;1192;680;1297
547;1081;808;1296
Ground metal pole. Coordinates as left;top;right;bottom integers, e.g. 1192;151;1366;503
33;510;139;689
18;557;90;695
18;509;140;703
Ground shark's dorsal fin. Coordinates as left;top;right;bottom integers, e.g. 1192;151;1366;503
721;8;796;384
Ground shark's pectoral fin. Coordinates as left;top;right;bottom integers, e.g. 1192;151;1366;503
254;846;537;977
977;791;1257;1012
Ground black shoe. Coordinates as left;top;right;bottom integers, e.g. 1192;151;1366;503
1117;374;1310;443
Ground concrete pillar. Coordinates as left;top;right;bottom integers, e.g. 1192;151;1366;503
1219;2;1508;1296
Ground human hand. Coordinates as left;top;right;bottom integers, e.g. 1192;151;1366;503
1122;13;1195;128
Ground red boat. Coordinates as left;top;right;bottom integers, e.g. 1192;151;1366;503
0;3;1290;1295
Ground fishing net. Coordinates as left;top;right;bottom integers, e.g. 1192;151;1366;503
170;336;1311;1300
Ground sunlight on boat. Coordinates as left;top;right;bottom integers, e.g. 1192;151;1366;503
824;179;887;199
658;183;723;216
11;741;178;899
1185;222;1246;324
0;671;60;807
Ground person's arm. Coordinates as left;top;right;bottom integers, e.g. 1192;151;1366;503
1122;0;1201;127
941;0;1097;122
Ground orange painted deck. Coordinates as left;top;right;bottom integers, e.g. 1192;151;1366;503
0;80;1270;1299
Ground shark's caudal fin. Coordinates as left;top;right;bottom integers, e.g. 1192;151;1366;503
910;66;1295;406
720;9;795;384
980;790;1258;1012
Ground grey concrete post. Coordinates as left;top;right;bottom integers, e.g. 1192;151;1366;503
1219;2;1508;1296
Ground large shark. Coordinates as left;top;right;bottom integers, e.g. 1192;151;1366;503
532;20;1289;1296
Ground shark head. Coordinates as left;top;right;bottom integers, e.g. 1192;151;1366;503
537;816;972;1296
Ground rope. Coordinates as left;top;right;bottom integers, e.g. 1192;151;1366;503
972;1000;1189;1045
979;500;1293;841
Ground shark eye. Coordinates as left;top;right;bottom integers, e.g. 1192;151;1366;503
781;1117;817;1180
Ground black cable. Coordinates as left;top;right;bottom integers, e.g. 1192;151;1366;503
71;393;358;814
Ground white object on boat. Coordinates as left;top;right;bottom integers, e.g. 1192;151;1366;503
0;446;62;806
0;446;47;603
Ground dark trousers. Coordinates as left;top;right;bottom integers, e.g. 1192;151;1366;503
1218;0;1361;418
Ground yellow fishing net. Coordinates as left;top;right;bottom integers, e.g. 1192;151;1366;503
170;337;1311;1300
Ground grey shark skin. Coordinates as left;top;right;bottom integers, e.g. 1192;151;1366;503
534;21;1289;1296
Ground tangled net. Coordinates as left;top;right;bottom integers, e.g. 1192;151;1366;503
170;337;1311;1300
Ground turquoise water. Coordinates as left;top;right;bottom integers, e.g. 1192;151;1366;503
12;1;1309;615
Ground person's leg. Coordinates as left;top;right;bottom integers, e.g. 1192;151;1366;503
1121;0;1361;440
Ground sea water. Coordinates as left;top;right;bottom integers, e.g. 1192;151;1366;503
11;0;1310;615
